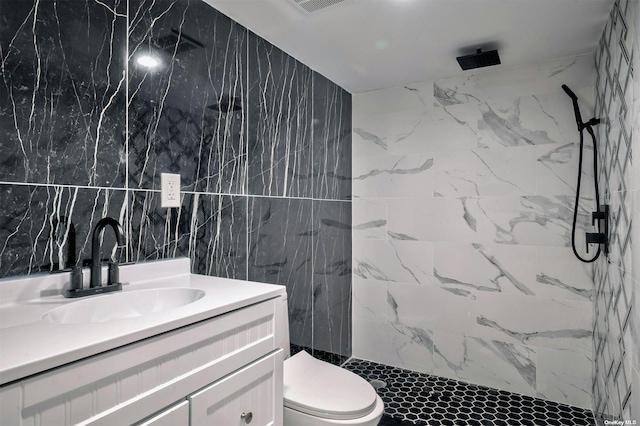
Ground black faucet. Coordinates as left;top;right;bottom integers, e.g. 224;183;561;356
90;217;126;288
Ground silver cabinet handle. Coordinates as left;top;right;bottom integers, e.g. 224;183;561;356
241;412;253;424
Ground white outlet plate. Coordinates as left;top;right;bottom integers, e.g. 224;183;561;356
161;173;181;208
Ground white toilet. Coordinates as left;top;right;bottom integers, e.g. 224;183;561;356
277;297;384;425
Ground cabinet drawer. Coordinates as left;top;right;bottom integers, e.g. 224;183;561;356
0;298;280;426
137;401;189;426
190;350;283;426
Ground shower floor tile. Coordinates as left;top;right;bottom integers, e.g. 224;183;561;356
343;358;595;426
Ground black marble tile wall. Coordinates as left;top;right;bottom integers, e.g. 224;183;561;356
247;34;314;198
0;0;127;187
312;74;352;201
0;184;126;277
0;0;352;358
128;190;247;279
312;200;352;355
128;0;247;194
248;196;314;349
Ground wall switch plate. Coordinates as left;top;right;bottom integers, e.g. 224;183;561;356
161;173;181;208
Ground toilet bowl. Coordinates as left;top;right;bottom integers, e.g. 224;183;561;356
283;350;384;425
278;297;384;426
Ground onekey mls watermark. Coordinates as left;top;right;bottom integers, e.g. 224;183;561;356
604;420;637;425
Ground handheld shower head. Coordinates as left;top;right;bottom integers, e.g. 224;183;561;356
561;84;578;101
562;84;584;131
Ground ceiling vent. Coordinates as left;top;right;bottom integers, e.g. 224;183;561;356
288;0;347;14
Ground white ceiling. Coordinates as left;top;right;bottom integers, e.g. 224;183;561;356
204;0;614;93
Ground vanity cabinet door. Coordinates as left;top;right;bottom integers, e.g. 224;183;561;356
189;350;283;426
137;401;189;426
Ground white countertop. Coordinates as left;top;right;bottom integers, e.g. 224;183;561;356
0;258;285;386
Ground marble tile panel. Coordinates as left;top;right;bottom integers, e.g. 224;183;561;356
352;278;387;321
605;117;634;195
352;154;434;198
535;247;594;301
607;190;633;273
128;190;190;265
434;147;536;197
476;195;592;247
247;34;313;198
476;93;578;149
387;282;476;335
433;242;537;297
634;99;640;192
312;200;352;356
387;197;478;243
386;319;435;375
633;275;640;375
0;184;127;278
476;292;593;354
313;277;351;356
183;193;248;279
352;239;433;285
523;92;585;143
128;0;247;194
616;0;635;116
612;265;634;349
0;0;126;187
352;317;395;367
128;190;247;279
630;195;640;308
536;348;592;409
352;81;434;118
432;332;537;397
601;118;625;189
628;2;640;91
248;196;314;348
597;121;611;198
606;349;632;420
536;142;596;197
352;105;480;159
634;0;640;103
312;74;352;201
352;199;387;239
622;321;636;420
433;54;594;107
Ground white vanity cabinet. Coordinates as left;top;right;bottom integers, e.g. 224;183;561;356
0;296;285;426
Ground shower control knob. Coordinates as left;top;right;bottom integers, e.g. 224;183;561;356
241;412;253;424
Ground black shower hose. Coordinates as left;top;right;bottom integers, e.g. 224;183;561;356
570;103;601;263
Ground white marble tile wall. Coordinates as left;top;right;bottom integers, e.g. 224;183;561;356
631;5;640;422
593;0;638;422
352;54;596;409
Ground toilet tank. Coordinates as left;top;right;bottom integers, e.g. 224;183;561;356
276;295;291;359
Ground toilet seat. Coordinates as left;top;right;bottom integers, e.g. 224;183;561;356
283;351;378;421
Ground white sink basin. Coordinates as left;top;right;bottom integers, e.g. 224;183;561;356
42;288;206;324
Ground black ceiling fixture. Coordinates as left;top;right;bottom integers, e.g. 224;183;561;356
456;48;501;71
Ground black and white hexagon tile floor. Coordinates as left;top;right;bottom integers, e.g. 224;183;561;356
342;359;595;426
